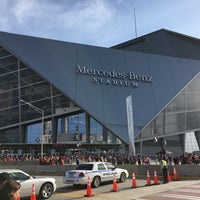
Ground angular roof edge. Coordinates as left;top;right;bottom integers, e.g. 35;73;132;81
111;28;200;49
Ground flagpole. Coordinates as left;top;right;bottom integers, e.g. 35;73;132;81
134;7;138;38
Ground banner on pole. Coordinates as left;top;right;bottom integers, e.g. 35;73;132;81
126;95;135;156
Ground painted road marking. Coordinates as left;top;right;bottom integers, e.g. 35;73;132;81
133;183;200;200
174;188;200;193
154;193;200;199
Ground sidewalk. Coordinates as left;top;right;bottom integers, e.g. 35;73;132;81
89;179;200;200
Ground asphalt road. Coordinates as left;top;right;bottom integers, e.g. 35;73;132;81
51;176;141;200
49;176;200;200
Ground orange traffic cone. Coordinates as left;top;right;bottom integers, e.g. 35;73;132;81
167;171;171;182
111;174;119;192
131;171;137;188
173;166;178;181
145;170;152;186
153;169;160;185
84;177;94;197
30;183;36;200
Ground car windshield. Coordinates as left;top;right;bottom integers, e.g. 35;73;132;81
76;164;93;170
105;163;115;169
9;172;30;181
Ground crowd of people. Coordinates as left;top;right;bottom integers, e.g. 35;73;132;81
0;151;199;166
38;152;200;166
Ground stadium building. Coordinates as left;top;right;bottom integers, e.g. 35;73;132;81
0;29;200;157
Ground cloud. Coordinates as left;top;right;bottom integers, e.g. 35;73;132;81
1;0;200;47
0;0;125;46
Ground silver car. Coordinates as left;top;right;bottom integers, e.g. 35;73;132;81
0;169;56;199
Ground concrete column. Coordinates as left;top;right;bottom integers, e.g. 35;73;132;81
61;117;66;133
179;134;185;153
85;113;90;143
194;131;200;149
51;117;58;143
20;125;26;143
140;141;143;156
103;127;108;143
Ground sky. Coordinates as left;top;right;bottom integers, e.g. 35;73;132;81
0;0;200;47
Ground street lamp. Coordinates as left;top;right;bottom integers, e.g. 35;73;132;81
20;99;44;157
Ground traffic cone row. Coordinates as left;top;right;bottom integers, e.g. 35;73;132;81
145;169;161;186
167;166;178;182
84;177;94;197
145;167;178;186
82;167;178;196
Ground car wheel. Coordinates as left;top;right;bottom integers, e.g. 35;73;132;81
119;172;126;182
92;176;101;188
39;183;54;199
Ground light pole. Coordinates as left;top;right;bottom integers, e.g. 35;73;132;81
20;99;44;157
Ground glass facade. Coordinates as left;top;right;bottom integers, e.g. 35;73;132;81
0;45;122;148
185;132;199;153
136;73;200;154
